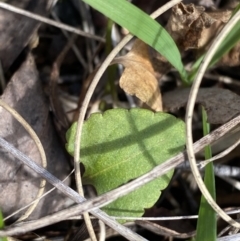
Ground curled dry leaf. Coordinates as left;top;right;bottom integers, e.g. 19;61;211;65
113;39;163;112
166;2;231;51
163;87;240;124
166;2;240;66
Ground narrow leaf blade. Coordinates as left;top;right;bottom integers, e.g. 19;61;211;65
0;210;7;241
83;0;187;81
196;108;216;241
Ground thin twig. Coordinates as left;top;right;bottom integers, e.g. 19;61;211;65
185;9;240;228
4;169;74;221
0;137;147;241
217;175;240;191
68;206;240;221
99;220;106;241
51;11;87;69
0;2;104;42
198;135;240;169
113;207;240;220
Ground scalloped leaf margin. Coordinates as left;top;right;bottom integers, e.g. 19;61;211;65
66;108;185;222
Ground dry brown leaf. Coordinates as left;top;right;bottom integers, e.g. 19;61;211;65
0;54;70;220
166;3;231;51
163;88;240;124
166;2;240;66
218;43;240;67
113;39;163;111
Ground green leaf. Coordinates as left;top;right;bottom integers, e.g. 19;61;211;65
66;108;185;221
82;0;188;82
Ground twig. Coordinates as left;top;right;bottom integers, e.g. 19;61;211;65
1;113;240;237
185;8;240;228
217;232;240;241
217;175;240;191
99;220;106;241
0;2;104;42
4;169;74;221
112;207;240;220
50;11;87;69
0;137;147;241
198;135;240;169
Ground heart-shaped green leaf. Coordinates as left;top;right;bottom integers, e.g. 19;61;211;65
66;109;185;222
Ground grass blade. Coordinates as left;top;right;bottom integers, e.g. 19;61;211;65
83;0;188;81
0;210;7;241
196;107;216;241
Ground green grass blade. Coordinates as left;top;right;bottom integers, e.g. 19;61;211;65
196;107;216;241
0;210;7;241
83;0;188;82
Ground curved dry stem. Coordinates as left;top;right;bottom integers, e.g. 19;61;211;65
4;169;74;221
0;2;104;42
73;0;182;239
185;10;240;228
99;220;106;241
0;100;47;222
82;212;97;241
